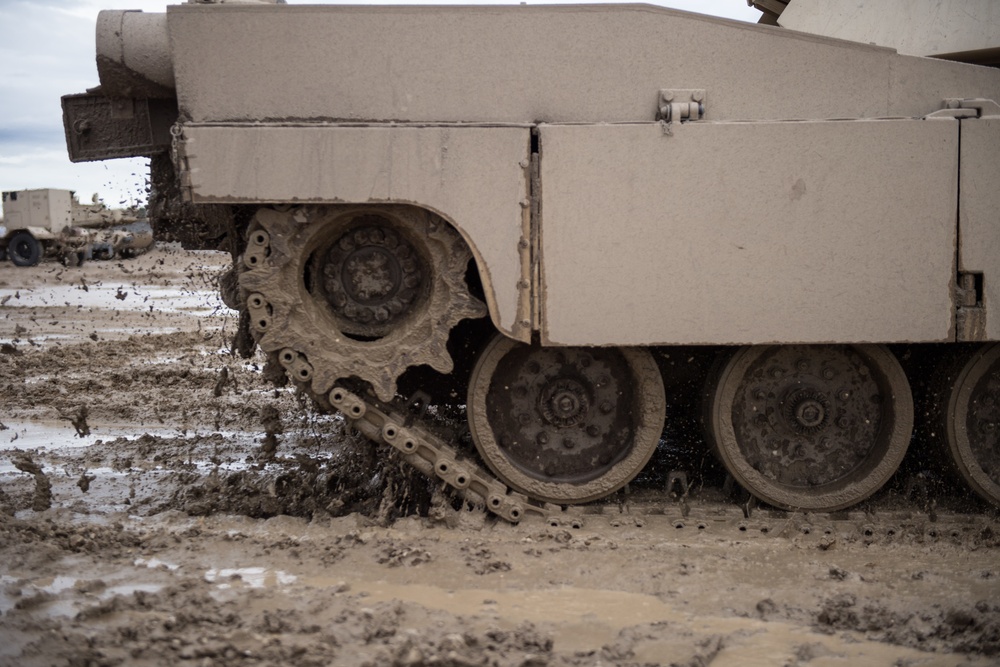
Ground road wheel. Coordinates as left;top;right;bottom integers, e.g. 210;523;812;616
705;344;912;511
8;231;41;267
468;334;666;504
939;343;1000;507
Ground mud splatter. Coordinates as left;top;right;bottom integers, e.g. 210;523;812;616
12;453;52;511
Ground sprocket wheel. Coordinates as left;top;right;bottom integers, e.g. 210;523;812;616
467;334;666;504
240;206;487;402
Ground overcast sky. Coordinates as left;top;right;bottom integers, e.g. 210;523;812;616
0;0;760;210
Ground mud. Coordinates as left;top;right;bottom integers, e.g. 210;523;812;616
1;245;999;666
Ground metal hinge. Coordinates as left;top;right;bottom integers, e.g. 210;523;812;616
171;125;196;204
925;98;1000;120
657;89;706;122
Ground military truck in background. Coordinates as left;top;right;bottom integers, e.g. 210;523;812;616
1;188;153;266
61;0;1000;519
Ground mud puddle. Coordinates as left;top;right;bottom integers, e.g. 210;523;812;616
2;244;1000;666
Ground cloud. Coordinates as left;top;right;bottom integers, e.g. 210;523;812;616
0;148;148;207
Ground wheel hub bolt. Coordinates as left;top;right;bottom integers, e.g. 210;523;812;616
795;400;825;428
554;393;578;415
586;425;600;437
600;401;614;414
836;416;850;429
563;438;576;450
537;432;549;445
822;368;835;380
839;390;851;401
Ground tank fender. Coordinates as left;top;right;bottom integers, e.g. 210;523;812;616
176;123;533;341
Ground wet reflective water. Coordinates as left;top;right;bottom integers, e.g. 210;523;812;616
0;573;165;618
205;567;297;589
0;281;221;316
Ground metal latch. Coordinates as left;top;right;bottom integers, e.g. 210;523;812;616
657;89;706;122
956;272;986;342
925;98;1000;120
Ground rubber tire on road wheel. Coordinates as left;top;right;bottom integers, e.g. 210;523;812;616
8;231;41;267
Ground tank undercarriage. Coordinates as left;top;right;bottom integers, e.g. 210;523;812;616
239;203;1000;522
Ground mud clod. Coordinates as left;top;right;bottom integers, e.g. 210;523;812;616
77;471;97;493
58;404;91;437
259;404;283;460
12;453;53;511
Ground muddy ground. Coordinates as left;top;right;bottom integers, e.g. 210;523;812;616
1;246;999;667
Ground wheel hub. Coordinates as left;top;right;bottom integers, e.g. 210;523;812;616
785;389;830;434
321;223;424;334
540;378;589;428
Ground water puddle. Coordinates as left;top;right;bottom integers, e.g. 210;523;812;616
293;578;969;663
303;579;689;650
0;284;222;316
0;573;165;618
134;557;180;571
0;419;259;453
205;567;297;589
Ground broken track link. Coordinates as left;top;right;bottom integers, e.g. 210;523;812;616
329;386;584;527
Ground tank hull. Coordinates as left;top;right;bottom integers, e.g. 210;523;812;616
62;3;1000;513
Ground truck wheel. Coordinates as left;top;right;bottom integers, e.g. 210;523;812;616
8;231;41;267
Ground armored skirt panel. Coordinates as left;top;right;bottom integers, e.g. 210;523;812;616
538;119;959;345
179;117;967;346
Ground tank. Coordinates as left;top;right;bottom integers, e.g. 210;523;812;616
62;0;1000;519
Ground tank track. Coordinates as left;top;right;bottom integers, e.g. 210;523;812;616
327;386;998;543
329;386;583;526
